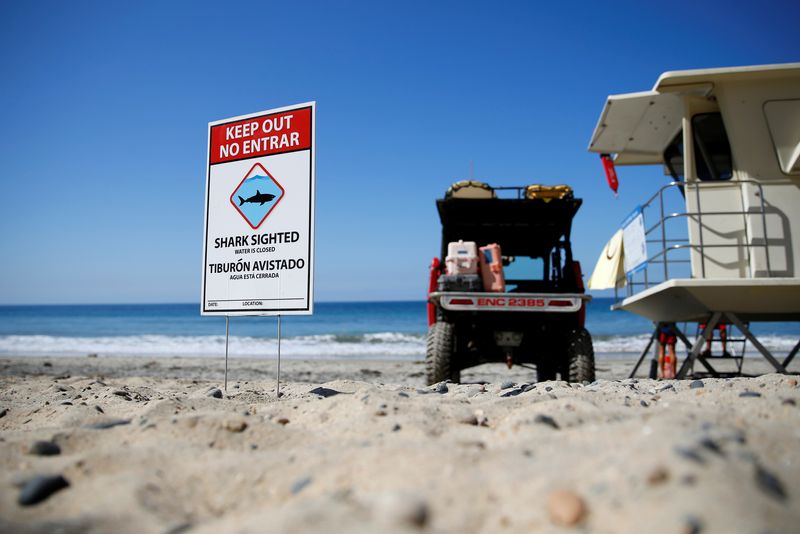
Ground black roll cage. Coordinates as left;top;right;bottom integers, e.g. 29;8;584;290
436;186;582;287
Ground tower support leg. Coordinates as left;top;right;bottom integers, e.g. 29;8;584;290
676;312;722;379
674;325;718;377
724;312;787;374
782;339;800;369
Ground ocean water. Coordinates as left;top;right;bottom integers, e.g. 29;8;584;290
0;299;797;360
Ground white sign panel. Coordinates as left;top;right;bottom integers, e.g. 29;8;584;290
202;103;316;316
621;206;647;274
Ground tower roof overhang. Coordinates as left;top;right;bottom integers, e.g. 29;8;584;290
587;63;800;166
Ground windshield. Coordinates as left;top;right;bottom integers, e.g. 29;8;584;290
504;256;545;281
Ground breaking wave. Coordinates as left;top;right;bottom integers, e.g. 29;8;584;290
591;334;799;357
0;333;426;360
0;332;796;360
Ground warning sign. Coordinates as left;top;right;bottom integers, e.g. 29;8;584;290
201;103;316;316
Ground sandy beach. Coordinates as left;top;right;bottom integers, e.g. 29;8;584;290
1;356;799;533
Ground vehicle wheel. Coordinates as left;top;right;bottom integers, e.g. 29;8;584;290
564;327;595;383
425;321;459;385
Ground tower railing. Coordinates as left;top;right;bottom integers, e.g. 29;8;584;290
614;179;780;302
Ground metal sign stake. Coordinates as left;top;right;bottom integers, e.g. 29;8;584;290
277;314;282;399
224;316;230;393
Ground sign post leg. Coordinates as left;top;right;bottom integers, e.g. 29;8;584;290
277;314;282;399
224;316;230;393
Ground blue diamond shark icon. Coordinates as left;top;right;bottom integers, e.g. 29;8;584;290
230;163;285;229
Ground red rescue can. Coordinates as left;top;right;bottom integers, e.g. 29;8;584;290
479;243;505;293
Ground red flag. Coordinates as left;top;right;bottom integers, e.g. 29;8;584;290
601;154;618;195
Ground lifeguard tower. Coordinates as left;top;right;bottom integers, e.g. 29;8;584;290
587;63;800;378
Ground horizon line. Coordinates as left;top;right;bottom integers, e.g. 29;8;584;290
0;295;616;307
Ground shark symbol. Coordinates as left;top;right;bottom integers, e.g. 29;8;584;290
238;190;276;206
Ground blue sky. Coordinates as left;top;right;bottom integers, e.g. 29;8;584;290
0;0;797;304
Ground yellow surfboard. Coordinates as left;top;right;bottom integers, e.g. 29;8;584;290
587;230;626;290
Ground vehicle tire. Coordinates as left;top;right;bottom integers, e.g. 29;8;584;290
425;321;459;385
564;327;595;383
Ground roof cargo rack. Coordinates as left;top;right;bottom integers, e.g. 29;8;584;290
436;184;581;258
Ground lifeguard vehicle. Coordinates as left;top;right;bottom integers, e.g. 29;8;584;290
587;63;800;377
426;182;595;384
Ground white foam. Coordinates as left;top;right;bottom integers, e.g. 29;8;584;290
0;333;426;359
0;332;795;360
592;334;799;355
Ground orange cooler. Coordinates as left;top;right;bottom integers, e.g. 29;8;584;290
445;240;479;275
479;243;505;292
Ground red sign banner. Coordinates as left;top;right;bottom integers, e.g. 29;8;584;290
209;107;312;164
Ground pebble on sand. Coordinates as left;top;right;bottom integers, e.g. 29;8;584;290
647;466;670;485
290;476;312;495
17;474;70;506
698;437;724;457
534;414;560;430
206;388;223;399
309;387;341;398
377;493;430;528
460;414;479;426
547;489;588;526
754;463;787;502
29;441;61;456
674;446;706;465
690;380;704;389
739;391;762;398
164;522;192;534
224;420;248;433
85;418;132;430
683;514;704;534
